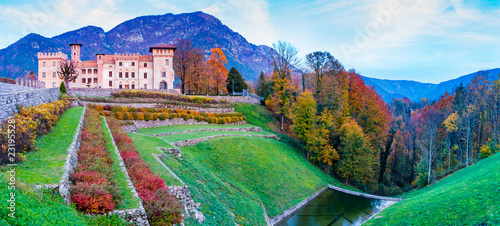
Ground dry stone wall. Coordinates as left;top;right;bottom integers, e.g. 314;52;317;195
129;118;247;129
0;84;60;121
171;134;280;147
68;88;179;97
82;101;235;113
150;126;263;137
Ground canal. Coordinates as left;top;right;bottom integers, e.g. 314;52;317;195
276;188;389;226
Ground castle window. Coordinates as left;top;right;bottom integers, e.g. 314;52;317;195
53;61;56;66
144;84;147;89
132;62;135;66
82;78;86;83
43;72;46;78
162;71;166;77
53;82;56;88
144;63;147;67
119;62;122;66
88;69;92;74
144;73;147;79
94;69;98;74
131;72;135;78
119;84;123;89
109;71;112;77
99;56;102;60
53;72;56;78
166;59;169;66
82;69;86;75
109;81;112;87
93;78;97;83
119;72;122;78
132;84;135;89
125;72;129;78
43;62;46;67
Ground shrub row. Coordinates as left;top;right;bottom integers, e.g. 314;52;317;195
106;117;183;225
111;90;229;104
79;96;232;109
88;104;247;124
0;99;70;164
70;109;122;213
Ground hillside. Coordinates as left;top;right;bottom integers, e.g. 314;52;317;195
365;152;500;225
0;11;274;82
363;68;500;103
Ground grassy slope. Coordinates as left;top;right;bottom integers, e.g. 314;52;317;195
101;117;140;210
14;107;84;184
160;131;271;142
232;103;275;133
366;152;500;225
138;124;257;135
127;133;183;186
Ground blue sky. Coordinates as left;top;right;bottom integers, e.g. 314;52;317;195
1;0;499;83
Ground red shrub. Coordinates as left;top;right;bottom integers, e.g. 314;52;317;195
71;182;115;213
72;171;107;185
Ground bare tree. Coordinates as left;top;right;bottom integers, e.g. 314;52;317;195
173;39;193;94
57;61;79;89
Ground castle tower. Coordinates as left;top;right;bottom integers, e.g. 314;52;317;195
96;53;105;88
149;45;176;89
69;43;82;63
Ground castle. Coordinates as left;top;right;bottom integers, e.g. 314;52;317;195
37;43;176;90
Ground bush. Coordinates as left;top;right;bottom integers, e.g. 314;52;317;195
144;112;151;121
106;117;183;225
158;113;166;121
111;90;228;104
151;113;158;121
95;105;104;112
136;113;145;120
70;109;122;213
60;82;67;94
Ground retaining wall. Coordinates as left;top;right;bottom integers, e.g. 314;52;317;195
68;88;180;97
82;101;235;113
127;118;247;130
0;86;60;121
171;134;280;147
150;126;263;137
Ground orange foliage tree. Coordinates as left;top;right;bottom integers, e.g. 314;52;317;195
207;48;228;94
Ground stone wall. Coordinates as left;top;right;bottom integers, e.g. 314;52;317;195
150;126;262;137
58;106;87;204
197;95;262;105
0;84;60;121
68;88;180;97
171;134;280;147
82;101;235;113
130;118;247;129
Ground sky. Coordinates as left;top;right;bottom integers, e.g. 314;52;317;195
1;0;500;83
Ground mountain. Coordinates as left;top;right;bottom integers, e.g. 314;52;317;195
362;68;500;103
0;11;274;82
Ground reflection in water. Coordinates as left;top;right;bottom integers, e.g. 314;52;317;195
277;189;386;226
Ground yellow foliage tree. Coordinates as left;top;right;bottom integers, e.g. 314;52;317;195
207;48;228;94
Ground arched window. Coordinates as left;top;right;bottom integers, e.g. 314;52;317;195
125;70;129;78
131;81;135;89
119;71;123;78
124;81;130;89
119;81;123;89
93;78;97;83
131;71;135;78
82;69;86;75
94;69;98;74
161;69;166;77
82;78;86;83
88;69;92;74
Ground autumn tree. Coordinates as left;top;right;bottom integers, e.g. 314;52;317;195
305;51;344;95
256;71;271;98
306;110;339;169
57;61;79;89
173;39;194;94
226;67;247;93
268;41;300;131
207;48;228;94
291;91;316;145
185;47;206;94
336;118;375;185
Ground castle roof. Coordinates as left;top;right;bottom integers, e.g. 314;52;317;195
149;45;176;52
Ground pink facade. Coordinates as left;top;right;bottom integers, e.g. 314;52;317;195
38;43;176;90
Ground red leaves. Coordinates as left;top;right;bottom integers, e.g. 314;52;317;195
106;117;183;224
71;182;115;213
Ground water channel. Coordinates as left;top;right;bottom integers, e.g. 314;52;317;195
276;189;389;226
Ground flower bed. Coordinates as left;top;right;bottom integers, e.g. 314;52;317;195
0;99;70;164
106;117;183;225
88;104;246;124
70;109;122;213
111;90;229;104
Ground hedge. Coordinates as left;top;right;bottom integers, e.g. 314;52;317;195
88;104;247;124
106;117;183;225
111;90;229;104
70;109;122;213
0;99;70;164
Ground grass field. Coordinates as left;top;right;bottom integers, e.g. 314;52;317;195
365;151;500;225
7;107;84;184
160;131;272;142
101;117;140;210
233;103;275;133
127;133;183;186
138;124;258;135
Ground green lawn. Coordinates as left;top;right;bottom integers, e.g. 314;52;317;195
159;136;358;225
101;117;140;210
138;124;258;135
160;131;272;143
127;133;183;186
233;103;275;133
365;151;500;225
9;107;84;184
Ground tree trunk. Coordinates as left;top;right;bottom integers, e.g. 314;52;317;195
280;114;284;131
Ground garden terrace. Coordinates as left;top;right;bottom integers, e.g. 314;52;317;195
4;106;83;184
111;90;229;104
159;131;272;143
87;104;247;125
106;117;183;225
70;109;122;214
79;96;233;109
138;124;260;135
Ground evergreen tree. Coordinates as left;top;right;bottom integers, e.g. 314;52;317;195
256;71;269;97
59;81;67;93
226;67;247;93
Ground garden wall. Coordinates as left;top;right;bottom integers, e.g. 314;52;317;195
0;84;60;121
68;88;180;97
82;101;235;113
122;118;247;132
171;134;280;147
196;95;262;105
150;127;263;137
